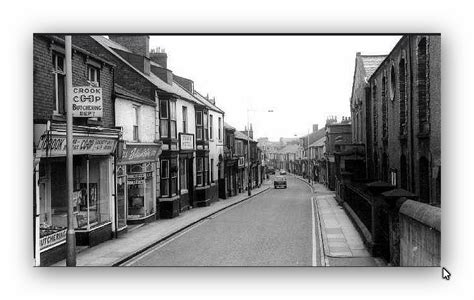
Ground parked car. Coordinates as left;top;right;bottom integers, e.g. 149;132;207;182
279;169;287;175
274;176;287;189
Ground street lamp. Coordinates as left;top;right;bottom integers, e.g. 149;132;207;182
246;108;274;196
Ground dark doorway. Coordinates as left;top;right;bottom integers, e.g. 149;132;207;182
419;156;430;203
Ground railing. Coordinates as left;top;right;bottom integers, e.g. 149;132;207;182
344;183;373;232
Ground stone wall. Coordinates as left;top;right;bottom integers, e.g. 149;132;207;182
399;199;441;266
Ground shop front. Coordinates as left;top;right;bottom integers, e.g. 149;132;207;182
34;125;120;266
178;133;195;211
116;142;161;228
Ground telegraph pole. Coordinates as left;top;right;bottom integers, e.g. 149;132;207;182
65;36;76;266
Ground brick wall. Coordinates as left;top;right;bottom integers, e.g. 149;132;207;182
368;35;441;205
33;35;115;127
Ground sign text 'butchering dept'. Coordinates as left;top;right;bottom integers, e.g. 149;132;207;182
72;86;103;118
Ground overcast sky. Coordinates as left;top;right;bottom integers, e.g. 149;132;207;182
150;35;401;141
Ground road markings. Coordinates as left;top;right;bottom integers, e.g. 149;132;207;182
311;196;317;266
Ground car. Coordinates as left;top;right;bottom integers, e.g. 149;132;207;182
266;167;276;175
274;176;287;189
279;169;287;175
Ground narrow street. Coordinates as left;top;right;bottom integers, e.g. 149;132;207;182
124;176;320;266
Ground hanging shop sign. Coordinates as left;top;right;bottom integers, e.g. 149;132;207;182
40;228;67;251
72;86;103;118
179;133;194;151
119;143;162;164
36;134;117;157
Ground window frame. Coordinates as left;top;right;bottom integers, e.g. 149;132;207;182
209;114;214;140
87;65;100;87
52;52;66;115
132;105;140;142
160;160;170;197
182;106;188;134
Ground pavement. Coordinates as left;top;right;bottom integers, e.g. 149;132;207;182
53;182;271;267
294;175;385;267
125;175;316;266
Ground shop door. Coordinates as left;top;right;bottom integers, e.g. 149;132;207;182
116;166;127;231
187;157;194;207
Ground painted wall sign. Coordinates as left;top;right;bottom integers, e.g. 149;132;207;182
120;144;161;164
72;86;103;118
40;228;67;251
179;133;194;151
36;134;117;157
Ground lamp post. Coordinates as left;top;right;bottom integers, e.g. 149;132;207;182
246;108;274;196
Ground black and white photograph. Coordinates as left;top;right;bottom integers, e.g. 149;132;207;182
5;0;474;299
32;34;441;267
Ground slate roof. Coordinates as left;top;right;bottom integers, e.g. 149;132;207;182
193;90;225;114
224;122;235;130
92;36;202;105
234;130;255;142
309;136;326;148
114;84;156;107
360;55;387;78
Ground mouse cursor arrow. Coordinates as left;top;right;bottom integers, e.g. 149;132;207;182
442;267;451;280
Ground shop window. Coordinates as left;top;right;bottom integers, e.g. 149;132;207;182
126;163;154;218
399;59;407;135
205;157;209;185
52;52;66;114
160;160;169;196
87;65;100;87
210;114;214;140
418;38;430;134
197;157;203;186
182;106;188;133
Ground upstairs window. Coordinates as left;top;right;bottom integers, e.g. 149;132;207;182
160;100;169;138
182;106;188;133
170;101;177;139
52;52;66;114
196;111;203;140
382;76;388;139
87;65;100;87
203;111;209;141
399;59;408;135
372;83;378;144
132;105;139;141
218;117;222;141
209;114;214;140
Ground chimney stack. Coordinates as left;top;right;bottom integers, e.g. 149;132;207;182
150;47;168;69
109;35;150;58
313;124;318;133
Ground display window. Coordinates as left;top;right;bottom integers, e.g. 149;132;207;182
38;155;112;245
126;162;155;220
116;165;127;230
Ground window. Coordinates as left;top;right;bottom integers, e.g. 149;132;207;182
210;114;214;140
196;111;203;140
170;101;177;139
182;106;188;133
372;84;378;145
399;59;407;135
160;100;168;138
160;160;169;197
196;157;203;186
382;76;388;139
204;157;209;185
52;52;66;114
418;38;430;134
211;158;214;182
390;66;396;101
203;111;209;141
218;117;222;141
87;65;100;87
133;105;139;141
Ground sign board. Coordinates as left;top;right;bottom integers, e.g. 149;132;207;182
72;86;103;118
179;133;195;151
36;134;117;157
40;228;67;251
119;144;161;164
127;172;153;185
238;157;245;168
